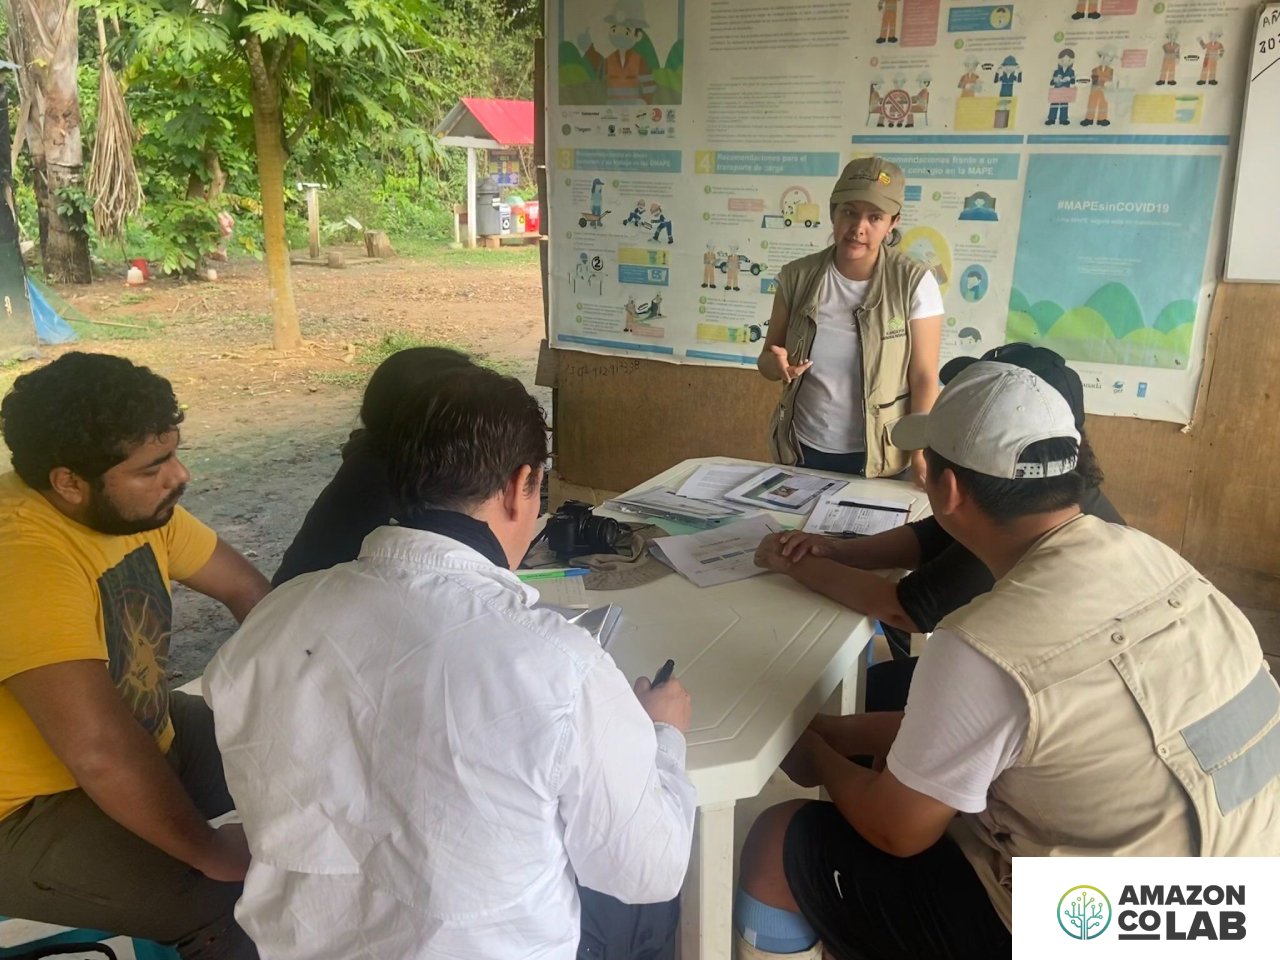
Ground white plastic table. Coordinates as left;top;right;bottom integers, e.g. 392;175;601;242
591;457;928;960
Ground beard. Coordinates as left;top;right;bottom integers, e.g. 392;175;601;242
85;483;187;536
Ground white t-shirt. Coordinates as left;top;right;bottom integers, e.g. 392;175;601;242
886;629;1029;813
792;263;944;454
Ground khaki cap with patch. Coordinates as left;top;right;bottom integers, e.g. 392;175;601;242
830;157;906;215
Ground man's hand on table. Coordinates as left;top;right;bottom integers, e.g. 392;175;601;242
755;531;845;573
753;532;793;573
635;675;693;733
777;531;843;563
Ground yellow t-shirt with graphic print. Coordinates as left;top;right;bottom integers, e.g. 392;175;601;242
0;471;218;821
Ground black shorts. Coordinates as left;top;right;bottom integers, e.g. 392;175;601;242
782;802;1010;960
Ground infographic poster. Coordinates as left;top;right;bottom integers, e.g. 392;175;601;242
546;0;1253;422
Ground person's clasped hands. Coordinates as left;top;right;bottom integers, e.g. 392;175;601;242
753;530;841;572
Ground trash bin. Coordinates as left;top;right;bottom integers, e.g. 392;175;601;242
497;203;513;236
524;200;541;234
475;176;503;236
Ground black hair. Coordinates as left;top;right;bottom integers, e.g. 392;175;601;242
925;435;1096;523
1;352;184;489
388;365;549;516
359;347;473;451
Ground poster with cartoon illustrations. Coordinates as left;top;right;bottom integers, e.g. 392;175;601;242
546;0;1254;422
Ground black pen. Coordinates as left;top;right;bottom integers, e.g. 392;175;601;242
652;659;675;687
836;500;910;513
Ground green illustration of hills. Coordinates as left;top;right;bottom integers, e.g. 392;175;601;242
559;38;684;105
1006;282;1196;369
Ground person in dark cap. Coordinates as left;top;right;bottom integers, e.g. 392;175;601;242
755;343;1125;705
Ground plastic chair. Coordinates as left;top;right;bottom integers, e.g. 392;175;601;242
0;918;178;960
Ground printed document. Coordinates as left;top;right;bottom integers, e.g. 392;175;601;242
802;493;914;537
723;468;846;515
674;463;764;503
648;515;784;587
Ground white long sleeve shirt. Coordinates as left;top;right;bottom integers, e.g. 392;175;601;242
205;526;696;959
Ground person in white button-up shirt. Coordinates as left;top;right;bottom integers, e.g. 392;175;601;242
206;366;697;960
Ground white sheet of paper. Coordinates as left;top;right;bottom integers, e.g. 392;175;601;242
674;463;764;502
723;468;846;515
528;575;590;608
648;515;784;588
802;493;913;537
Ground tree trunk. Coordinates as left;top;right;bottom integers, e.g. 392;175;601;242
34;0;91;283
244;36;301;350
30;151;49;258
186;151;227;202
5;0;49;260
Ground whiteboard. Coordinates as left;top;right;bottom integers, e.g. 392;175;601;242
1225;3;1280;282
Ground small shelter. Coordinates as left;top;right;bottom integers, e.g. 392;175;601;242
434;98;535;247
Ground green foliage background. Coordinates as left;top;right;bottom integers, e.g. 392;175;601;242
4;0;542;272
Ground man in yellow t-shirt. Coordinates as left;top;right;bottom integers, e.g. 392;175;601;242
0;353;270;958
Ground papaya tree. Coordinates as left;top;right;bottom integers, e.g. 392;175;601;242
5;0;93;282
96;0;448;350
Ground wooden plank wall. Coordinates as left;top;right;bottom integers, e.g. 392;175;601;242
548;282;1280;612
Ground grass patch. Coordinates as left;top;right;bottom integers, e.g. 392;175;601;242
308;331;527;390
1;355;29;386
393;239;540;267
68;316;163;342
118;291;149;306
309;369;368;387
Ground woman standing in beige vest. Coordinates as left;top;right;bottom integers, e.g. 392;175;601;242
758;157;943;483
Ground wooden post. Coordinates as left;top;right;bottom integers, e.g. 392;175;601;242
306;186;320;260
365;230;394;258
466;146;478;249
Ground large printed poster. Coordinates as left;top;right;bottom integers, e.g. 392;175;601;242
546;0;1253;422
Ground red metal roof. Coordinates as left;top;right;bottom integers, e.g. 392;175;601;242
459;98;534;148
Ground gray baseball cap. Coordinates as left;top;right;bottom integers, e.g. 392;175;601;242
891;361;1080;479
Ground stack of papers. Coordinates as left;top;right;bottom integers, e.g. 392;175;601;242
519;569;589;608
802;493;914;537
649;515;784;588
673;463;764;506
603;487;753;527
722;468;846;515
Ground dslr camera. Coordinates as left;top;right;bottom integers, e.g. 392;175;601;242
543;500;622;560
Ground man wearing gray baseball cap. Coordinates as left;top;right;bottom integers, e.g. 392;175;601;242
732;361;1280;960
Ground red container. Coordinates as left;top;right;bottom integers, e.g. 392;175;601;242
130;258;151;280
523;201;540;234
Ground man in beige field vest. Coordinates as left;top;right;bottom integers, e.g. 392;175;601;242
733;361;1280;960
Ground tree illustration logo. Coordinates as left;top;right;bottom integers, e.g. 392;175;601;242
1058;885;1112;940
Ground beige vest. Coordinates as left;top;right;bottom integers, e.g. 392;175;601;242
941;515;1280;929
766;245;929;478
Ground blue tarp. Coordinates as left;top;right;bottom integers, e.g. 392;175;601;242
29;278;77;344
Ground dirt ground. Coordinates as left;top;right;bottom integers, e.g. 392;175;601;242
6;244;546;681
